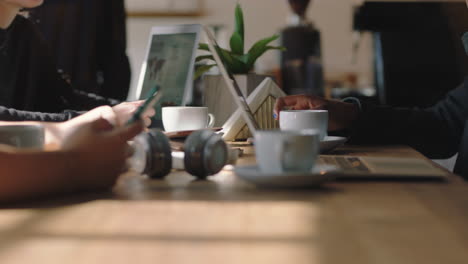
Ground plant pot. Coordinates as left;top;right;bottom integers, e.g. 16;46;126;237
203;73;272;127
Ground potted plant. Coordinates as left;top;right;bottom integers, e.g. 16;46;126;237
196;3;285;126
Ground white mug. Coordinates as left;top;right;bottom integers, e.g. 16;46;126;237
254;130;319;174
162;106;215;132
0;124;45;149
279;110;328;141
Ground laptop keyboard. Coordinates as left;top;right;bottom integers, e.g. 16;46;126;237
319;156;371;173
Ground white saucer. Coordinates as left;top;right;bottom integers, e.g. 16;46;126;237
320;136;347;153
234;164;339;188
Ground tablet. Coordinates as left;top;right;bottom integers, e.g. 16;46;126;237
132;24;202;122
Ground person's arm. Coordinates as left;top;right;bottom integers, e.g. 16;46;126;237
0;148;76;202
274;94;360;131
0;106;80;122
0;118;144;203
350;80;468;159
274;80;468;159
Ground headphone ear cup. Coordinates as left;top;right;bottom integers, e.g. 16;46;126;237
146;129;172;179
184;130;228;178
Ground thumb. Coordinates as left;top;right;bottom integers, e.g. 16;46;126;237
91;118;114;132
274;98;285;120
112;120;144;142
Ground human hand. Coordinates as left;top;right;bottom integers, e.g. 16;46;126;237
274;94;328;118
61;118;144;191
43;106;118;149
112;101;156;127
274;94;360;131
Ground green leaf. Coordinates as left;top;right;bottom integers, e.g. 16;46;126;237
195;55;215;63
234;3;244;45
230;32;244;55
216;46;235;65
246;45;285;70
217;47;250;73
233;53;249;62
194;64;217;80
246;35;281;67
198;43;210;52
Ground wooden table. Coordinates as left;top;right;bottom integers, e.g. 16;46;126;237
0;145;467;264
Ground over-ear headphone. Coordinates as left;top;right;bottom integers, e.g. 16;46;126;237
128;129;228;179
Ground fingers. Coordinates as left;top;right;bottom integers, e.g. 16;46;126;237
112;120;144;142
143;116;152;127
308;100;327;110
128;100;144;106
143;107;156;118
273;98;286;119
125;143;135;157
274;95;304;119
91;118;114;131
141;108;155;127
113;101;157;128
274;95;328;120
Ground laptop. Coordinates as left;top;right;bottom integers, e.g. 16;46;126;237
203;26;448;180
131;24;201;126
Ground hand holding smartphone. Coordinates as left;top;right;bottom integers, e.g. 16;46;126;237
126;85;162;126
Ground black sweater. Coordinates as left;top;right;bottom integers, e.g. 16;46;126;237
30;0;131;101
350;78;468;178
0;15;118;122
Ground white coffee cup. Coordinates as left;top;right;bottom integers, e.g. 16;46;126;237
0;124;45;149
254;130;320;174
162;106;215;132
279;110;328;141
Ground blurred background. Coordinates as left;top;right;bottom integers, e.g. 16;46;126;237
33;0;468;108
125;0;375;101
31;0;467;169
125;0;467;108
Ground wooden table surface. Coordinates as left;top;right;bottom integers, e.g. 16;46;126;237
0;145;467;264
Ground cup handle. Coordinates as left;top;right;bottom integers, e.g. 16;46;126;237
207;113;215;128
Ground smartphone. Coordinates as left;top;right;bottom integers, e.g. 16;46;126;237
126;85;163;125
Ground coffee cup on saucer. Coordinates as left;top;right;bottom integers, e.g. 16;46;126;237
279;110;328;141
0;124;45;150
162;106;215;132
254;130;320;174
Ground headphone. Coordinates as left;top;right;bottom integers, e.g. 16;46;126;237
130;129;228;179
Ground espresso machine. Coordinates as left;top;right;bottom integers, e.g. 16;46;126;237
281;0;324;96
353;1;468;107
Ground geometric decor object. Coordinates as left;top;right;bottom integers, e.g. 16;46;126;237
221;78;286;141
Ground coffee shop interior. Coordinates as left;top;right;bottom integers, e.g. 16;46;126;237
124;0;467;168
1;0;468;263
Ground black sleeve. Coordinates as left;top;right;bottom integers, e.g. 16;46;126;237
349;79;468;159
31;19;120;112
39;64;120;112
68;89;120;110
0;106;80;122
98;0;131;101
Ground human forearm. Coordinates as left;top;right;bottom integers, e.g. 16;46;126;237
0;149;76;202
349;104;458;159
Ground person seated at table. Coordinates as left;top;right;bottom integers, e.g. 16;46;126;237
0;0;136;122
274;79;468;178
0;105;144;202
274;0;468;179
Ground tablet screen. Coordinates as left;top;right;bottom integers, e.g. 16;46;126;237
139;32;198;120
